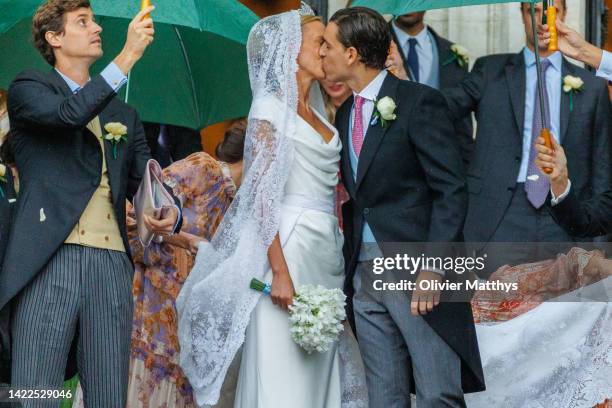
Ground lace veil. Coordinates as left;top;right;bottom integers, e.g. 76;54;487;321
176;7;302;406
176;5;367;407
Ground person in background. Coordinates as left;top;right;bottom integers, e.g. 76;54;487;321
386;11;474;164
124;119;245;408
444;0;611;275
533;19;612;237
0;130;16;389
143;123;203;168
0;90;8;141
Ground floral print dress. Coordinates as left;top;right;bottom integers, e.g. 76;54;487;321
126;152;236;408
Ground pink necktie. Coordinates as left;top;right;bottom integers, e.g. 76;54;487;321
352;95;366;157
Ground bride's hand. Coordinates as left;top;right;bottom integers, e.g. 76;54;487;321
271;265;295;311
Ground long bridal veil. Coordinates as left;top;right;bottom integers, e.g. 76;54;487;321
176;6;367;407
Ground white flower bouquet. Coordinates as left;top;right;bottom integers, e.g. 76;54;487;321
250;278;346;353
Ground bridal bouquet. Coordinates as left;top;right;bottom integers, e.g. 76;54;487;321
250;278;346;353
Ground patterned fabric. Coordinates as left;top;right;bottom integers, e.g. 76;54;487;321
126;152;236;407
472;247;603;323
335;173;350;230
525;59;551;209
351;95;366;157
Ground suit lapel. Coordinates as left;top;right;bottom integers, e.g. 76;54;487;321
337;96;356;197
430;27;452;89
560;59;574;143
355;74;399;190
98;105;124;204
505;53;527;137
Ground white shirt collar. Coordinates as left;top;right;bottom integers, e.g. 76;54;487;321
522;47;562;72
353;70;388;102
392;22;430;50
54;68;89;94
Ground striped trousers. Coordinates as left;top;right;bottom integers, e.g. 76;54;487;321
11;244;133;408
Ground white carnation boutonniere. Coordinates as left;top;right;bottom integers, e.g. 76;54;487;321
0;163;7;198
103;122;128;159
562;75;584;112
372;96;397;128
444;44;469;69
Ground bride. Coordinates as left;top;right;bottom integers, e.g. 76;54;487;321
176;6;366;408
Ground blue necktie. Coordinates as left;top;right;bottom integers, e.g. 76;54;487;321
407;38;420;83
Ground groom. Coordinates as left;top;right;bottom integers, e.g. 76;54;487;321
0;1;181;406
321;7;484;407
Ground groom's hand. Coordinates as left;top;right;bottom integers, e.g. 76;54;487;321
411;270;442;316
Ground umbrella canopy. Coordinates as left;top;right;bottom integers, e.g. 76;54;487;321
350;0;537;15
0;0;259;129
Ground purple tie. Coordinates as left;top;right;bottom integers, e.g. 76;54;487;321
525;59;552;209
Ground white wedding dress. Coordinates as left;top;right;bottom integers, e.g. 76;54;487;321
233;105;345;408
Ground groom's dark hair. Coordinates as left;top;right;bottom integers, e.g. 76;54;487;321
330;7;391;70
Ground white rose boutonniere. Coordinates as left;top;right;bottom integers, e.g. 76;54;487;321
445;44;469;69
0;163;6;198
373;96;397;128
103;122;128;159
562;75;584;112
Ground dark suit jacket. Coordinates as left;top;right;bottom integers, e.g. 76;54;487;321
390;24;474;164
143;123;202;168
0;166;16;384
444;52;612;243
549;189;612;237
337;73;485;392
0;69;182;380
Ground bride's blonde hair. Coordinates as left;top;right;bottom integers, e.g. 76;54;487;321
300;14;322;26
300;15;336;122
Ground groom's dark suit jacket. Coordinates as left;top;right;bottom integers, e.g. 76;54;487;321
0;69;182;379
444;52;612;244
337;73;485;392
549;189;612;237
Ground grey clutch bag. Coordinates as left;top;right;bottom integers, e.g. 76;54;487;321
133;159;179;247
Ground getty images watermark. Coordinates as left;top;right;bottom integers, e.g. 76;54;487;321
370;253;518;293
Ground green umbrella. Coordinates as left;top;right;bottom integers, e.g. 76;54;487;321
0;0;259;129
